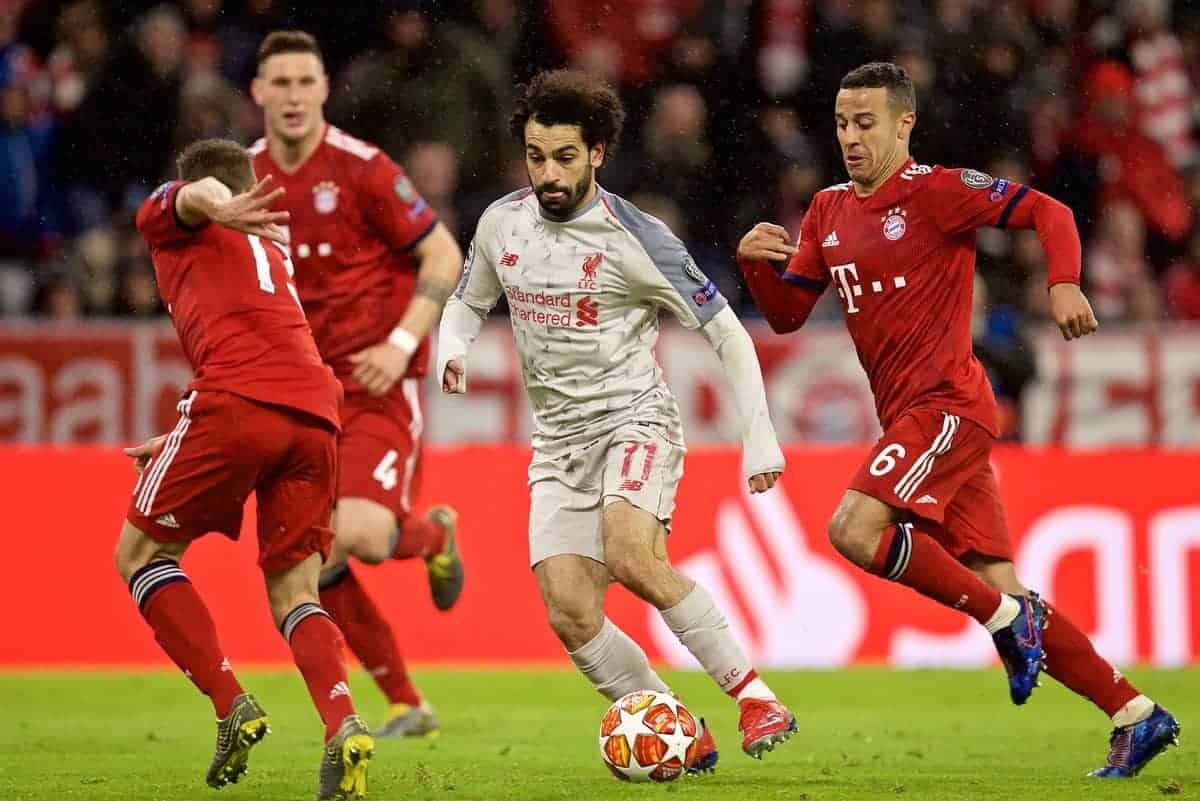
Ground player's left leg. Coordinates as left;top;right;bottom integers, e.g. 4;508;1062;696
602;500;797;759
967;557;1181;777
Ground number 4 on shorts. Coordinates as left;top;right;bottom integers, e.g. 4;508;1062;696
373;449;400;491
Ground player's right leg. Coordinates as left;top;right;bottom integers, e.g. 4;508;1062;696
257;417;373;800
967;557;1181;777
832;410;1047;704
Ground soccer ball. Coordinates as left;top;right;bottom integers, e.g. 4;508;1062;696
598;690;701;782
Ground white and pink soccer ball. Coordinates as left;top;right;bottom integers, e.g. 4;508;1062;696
598;690;702;782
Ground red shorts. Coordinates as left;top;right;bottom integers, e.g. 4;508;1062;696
337;378;423;517
849;408;1012;561
126;390;337;573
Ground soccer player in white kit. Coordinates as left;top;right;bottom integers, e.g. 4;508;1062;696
437;70;797;766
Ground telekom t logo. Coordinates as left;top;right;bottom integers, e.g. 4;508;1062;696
830;261;907;314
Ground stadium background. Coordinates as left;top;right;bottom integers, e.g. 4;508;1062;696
0;0;1198;675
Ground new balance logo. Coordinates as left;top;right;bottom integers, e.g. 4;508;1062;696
915;495;938;505
155;513;181;528
575;296;599;327
619;479;645;492
822;231;840;248
329;681;351;701
499;251;519;267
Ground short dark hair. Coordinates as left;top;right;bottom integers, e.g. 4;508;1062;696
840;62;916;112
256;30;323;70
509;69;626;153
177;138;254;193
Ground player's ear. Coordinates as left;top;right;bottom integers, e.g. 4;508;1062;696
590;143;605;169
897;110;916;140
250;76;264;107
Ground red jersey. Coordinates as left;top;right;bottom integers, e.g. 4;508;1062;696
784;160;1033;436
136;181;342;429
250;125;439;391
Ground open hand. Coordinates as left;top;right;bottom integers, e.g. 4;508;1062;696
123;435;168;474
350;341;411;397
209;175;290;245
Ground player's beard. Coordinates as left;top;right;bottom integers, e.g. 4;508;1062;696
533;163;593;220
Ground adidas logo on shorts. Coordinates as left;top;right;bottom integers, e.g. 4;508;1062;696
915;495;938;505
155;513;181;528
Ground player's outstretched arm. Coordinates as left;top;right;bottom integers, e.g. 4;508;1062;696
700;305;785;494
175;176;289;244
736;222;823;333
1001;191;1099;341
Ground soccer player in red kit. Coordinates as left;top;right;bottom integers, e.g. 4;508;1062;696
737;63;1180;778
248;31;465;738
114;139;373;800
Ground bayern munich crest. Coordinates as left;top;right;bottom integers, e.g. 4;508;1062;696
313;181;340;214
882;207;907;241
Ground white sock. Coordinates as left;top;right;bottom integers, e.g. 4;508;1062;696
660;583;774;700
1112;695;1155;727
983;593;1021;634
735;677;776;703
567;618;670;702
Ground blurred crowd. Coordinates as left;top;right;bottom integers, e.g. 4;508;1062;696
2;0;1199;336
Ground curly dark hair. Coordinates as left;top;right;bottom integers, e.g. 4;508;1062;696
509;69;626;153
841;62;916;112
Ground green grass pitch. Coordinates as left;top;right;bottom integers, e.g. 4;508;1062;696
1;667;1194;800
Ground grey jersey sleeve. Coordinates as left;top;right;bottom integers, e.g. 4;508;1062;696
453;204;506;314
604;192;728;328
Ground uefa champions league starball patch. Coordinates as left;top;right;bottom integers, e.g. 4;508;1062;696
394;175;415;202
882;207;907;241
312;181;340;214
960;169;993;189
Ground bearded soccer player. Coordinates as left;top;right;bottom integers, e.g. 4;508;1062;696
438;70;798;769
117;139;372;800
248;31;464;738
737;62;1180;778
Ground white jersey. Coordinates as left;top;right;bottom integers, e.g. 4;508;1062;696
451;186;727;453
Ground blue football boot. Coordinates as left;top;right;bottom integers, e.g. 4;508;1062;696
1089;706;1181;778
991;592;1047;705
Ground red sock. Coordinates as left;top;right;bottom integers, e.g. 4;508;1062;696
130;561;244;718
282;604;356;741
869;523;1003;623
1041;603;1140;716
320;569;422;707
391;513;445;560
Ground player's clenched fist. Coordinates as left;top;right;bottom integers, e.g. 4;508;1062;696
442;359;465;394
1049;283;1100;341
749;471;782;494
737;222;797;263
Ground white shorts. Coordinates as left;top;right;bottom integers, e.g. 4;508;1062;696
527;424;685;567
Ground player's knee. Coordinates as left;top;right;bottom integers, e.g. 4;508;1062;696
333;504;395;564
605;543;659;596
826;511;875;567
114;521;169;582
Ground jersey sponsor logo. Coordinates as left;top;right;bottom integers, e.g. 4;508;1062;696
575;296;599;327
881;207;907;241
500;251;520;267
989;177;1011;202
822;231;840;247
830;262;907;314
579;252;602;289
682;254;706;285
394;174;415;202
693;279;718;307
312;181;339;214
960;169;993;189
